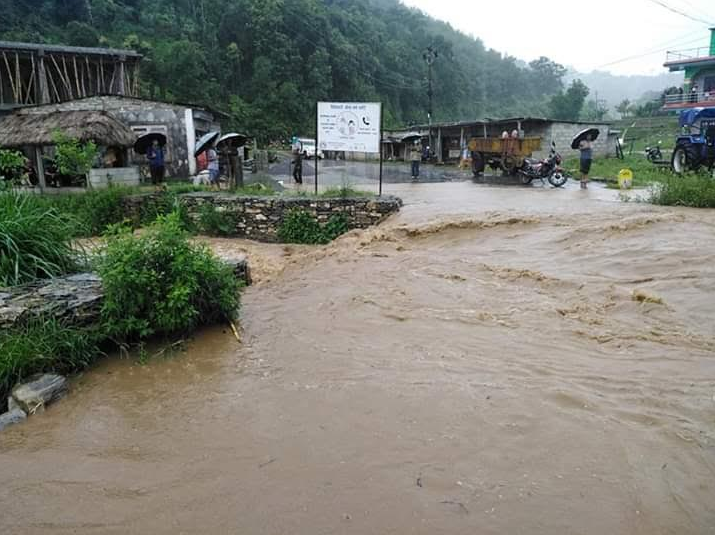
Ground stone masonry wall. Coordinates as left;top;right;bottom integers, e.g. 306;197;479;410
122;193;403;242
0;256;250;332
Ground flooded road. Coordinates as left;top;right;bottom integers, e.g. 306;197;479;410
2;182;715;534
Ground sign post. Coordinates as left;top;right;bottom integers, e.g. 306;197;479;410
317;102;382;195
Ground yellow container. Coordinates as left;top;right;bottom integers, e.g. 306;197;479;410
618;168;633;189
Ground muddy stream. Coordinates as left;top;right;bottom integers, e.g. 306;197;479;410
1;182;714;534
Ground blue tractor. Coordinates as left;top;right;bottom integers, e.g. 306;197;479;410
672;107;715;174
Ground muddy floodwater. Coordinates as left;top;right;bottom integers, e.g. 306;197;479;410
1;182;714;534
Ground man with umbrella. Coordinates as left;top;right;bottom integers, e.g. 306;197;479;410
572;128;599;190
147;139;166;189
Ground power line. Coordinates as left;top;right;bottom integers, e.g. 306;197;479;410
595;34;708;69
643;0;713;25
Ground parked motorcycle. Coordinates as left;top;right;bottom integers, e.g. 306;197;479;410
518;142;569;187
645;141;663;163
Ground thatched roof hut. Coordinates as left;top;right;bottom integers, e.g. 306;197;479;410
0;110;135;148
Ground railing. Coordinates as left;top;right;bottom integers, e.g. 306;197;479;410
664;91;715;106
665;47;714;63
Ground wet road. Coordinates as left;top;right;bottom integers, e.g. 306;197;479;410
1;181;715;534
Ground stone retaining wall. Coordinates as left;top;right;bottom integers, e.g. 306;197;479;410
122;193;403;242
0;255;250;331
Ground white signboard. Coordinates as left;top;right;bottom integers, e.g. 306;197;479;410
317;102;381;153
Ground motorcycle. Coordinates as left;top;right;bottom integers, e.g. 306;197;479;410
518;142;569;187
645;141;663;163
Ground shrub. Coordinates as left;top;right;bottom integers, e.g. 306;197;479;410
277;209;349;244
648;173;715;208
198;204;237;236
0;319;101;410
52;131;98;179
0;149;26;183
96;211;240;341
0;192;83;286
47;187;132;236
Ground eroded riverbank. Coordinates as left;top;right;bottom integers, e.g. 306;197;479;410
1;182;714;534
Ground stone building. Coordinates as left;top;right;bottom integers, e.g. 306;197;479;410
10;95;223;178
383;117;613;163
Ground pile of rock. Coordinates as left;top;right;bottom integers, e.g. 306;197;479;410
0;374;68;431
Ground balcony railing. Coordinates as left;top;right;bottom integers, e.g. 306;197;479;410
665;47;714;63
663;91;715;107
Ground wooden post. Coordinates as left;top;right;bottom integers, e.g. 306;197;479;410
85;57;91;96
14;52;21;103
35;147;46;192
61;55;73;99
3;52;17;103
117;56;126;96
38;51;50;103
73;56;81;97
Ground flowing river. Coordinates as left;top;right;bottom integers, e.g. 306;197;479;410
1;182;714;534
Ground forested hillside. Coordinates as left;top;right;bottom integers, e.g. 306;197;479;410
1;0;571;140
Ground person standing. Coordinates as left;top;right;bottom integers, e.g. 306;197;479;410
291;137;303;184
147;139;165;190
409;140;422;180
207;145;220;190
579;135;593;190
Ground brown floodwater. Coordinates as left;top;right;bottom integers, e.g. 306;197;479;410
1;182;715;534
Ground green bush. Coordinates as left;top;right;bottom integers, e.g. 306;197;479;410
648;173;715;208
96;211;240;341
198;204;237;236
277;209;349;244
0;319;101;408
0;149;26;183
47;187;132;236
52;131;97;178
0;192;83;286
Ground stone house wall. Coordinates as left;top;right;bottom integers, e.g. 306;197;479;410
17;96;221;178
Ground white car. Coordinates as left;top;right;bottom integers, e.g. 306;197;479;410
299;138;323;159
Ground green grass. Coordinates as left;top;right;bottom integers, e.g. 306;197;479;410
0;319;102;410
563;155;673;188
612;116;680;152
648;173;715;208
277;209;350;244
320;186;374;198
0;192;83;286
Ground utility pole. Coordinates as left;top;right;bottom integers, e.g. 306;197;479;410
423;45;438;158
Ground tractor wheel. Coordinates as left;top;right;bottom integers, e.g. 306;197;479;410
671;143;700;174
471;151;485;176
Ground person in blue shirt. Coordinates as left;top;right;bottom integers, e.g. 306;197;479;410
147;140;165;189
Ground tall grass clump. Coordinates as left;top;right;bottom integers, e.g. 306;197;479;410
277;209;349;244
648;173;715;208
96;211;240;341
0;192;82;286
0;319;101;408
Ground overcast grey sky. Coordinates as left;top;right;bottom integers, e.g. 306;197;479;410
400;0;714;75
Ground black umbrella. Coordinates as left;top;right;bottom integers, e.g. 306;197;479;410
194;131;221;157
217;133;250;150
571;128;600;150
133;132;167;155
401;132;422;143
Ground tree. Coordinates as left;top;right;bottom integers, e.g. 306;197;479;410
548;80;590;121
528;57;566;96
581;99;609;121
616;99;631;118
65;21;99;47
